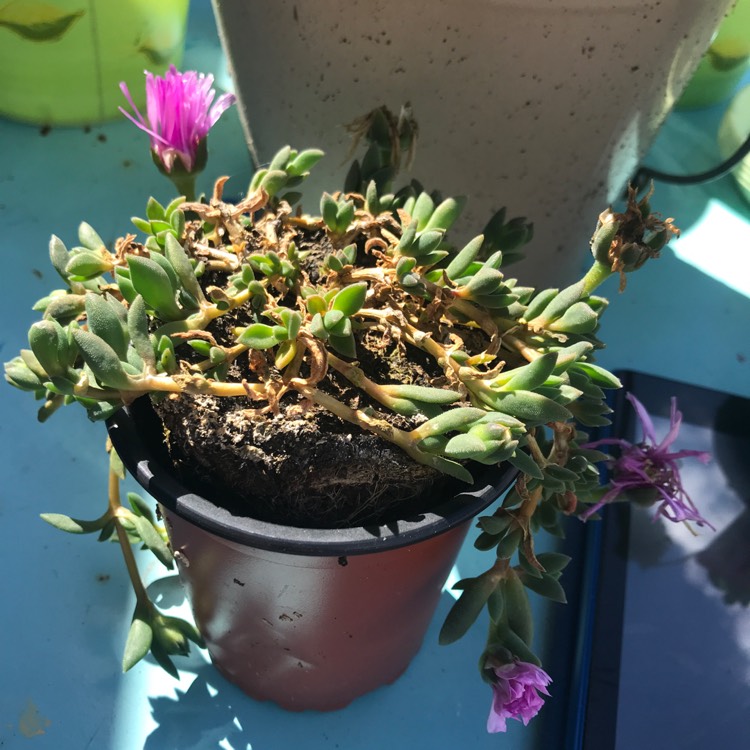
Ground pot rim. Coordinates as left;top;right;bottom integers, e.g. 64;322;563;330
106;400;518;557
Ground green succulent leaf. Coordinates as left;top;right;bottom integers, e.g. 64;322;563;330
40;511;111;534
335;200;355;232
427;455;474;483
310;312;328;340
321;193;338;231
547;301;599;333
49;235;71;282
127;296;156;369
127;492;155;523
502;573;534;645
544;464;579;482
4;358;44;391
85;293;128;359
381;384;461;404
323;309;345;330
332;282;368;317
491;621;539;665
507;448;544;479
523;289;558;321
439;573;498;645
478;514;513;535
416;407;486;438
496;527;523;559
329;333;357;358
464;266;504;296
445;235;484;281
127;255;184;321
28;320;69;377
412;229;444;257
520;571;568;603
146;197;166;222
71;329;132;389
571;362;622;389
65;251;111;280
279;309;302;340
536;552;572;574
503;352;558;392
78;222;106;252
286;148;324;176
423;196;466;232
411;192;435;231
490;390;572;425
127;513;173;569
42;293;87;322
164;234;203;301
444;432;488;459
397;219;418;251
237;323;278;350
268;146;292;171
114;267;137;304
261;169;289;198
20;349;48;379
123;609;153;673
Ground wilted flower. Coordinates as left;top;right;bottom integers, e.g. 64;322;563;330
581;393;712;527
487;661;552;733
119;66;236;174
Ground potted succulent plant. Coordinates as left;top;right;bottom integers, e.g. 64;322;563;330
4;67;712;732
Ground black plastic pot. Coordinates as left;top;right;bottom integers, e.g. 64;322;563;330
107;398;518;710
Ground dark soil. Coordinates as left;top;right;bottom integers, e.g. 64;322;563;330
153;332;453;528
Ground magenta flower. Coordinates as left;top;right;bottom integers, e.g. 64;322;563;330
487;661;552;733
119;66;236;173
581;393;712;527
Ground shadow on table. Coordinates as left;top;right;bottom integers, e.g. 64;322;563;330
145;672;250;750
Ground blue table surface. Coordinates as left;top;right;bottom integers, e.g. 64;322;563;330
1;2;748;748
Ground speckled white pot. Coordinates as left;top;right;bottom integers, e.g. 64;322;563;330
213;0;732;286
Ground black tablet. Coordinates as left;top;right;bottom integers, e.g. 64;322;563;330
576;371;750;749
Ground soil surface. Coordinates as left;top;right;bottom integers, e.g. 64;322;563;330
153;335;453;528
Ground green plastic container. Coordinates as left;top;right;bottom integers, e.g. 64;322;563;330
679;0;750;109
0;0;190;126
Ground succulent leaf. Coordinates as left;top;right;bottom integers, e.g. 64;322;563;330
332;282;367;317
85;293;129;360
439;573;498;645
28;320;69;377
127;296;156;369
127;255;184;321
237;323;278;350
164;234;204;301
445;235;484;281
424;196;466;232
78;222;105;251
123;609;153;673
71;329;132;389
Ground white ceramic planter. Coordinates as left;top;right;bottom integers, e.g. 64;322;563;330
214;0;732;287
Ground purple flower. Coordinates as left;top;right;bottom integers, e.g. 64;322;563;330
581;393;712;527
119;66;236;173
487;661;552;733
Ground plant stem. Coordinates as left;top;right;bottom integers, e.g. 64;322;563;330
292;382;443;471
168;172;198;203
581;260;614;295
326;352;405;410
108;467;149;605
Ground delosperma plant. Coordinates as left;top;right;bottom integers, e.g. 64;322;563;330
5;69;712;732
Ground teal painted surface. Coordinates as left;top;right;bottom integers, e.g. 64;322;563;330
0;2;747;748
